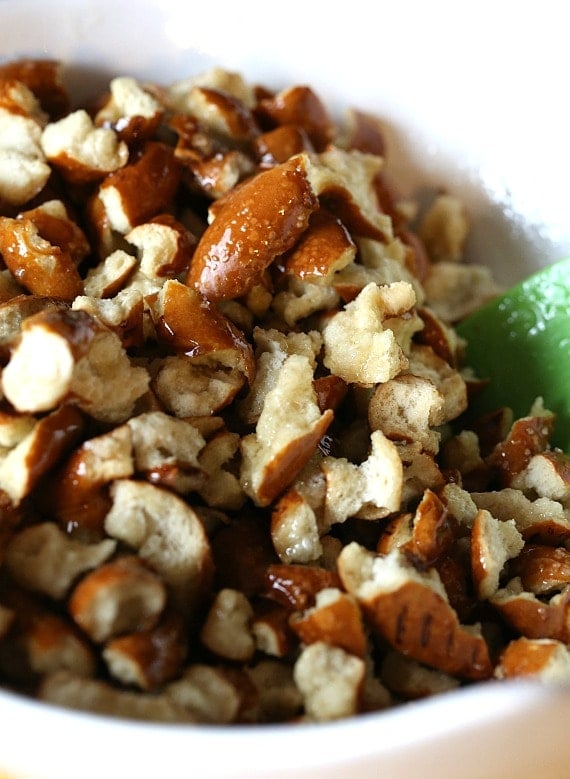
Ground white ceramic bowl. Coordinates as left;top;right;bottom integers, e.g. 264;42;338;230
1;2;570;778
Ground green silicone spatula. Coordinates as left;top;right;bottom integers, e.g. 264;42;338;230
456;256;570;453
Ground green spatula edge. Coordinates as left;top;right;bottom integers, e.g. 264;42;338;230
456;256;570;453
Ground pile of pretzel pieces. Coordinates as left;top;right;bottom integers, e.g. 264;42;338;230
0;59;569;724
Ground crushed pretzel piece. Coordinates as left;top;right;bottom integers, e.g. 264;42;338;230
423;262;500;323
338;543;493;680
0;59;69;118
470;509;524;600
69;555;167;643
21;199;91;264
197;429;245;510
381;650;460;699
0;216;83;300
247;660;303;723
98;142;181;234
368;374;444;454
188;153;318;300
323;281;417;384
104;479;213;610
0;405;84;505
1;308;149;422
293;640;365;721
72;287;145;349
240;354;333;507
153;279;254;381
176;85;258;145
281;209;356;282
239;327;322;425
290;587;367;658
510;544;570;595
418;194;469;263
168;67;257;112
0;81;50;205
256;85;334;152
103;613;187;691
127;410;206;493
308;147;392;241
41;109;128;183
126;216;196;281
262;563;341;611
511;450;570;503
43;423;134;539
20;611;96;678
322;430;403;526
471;488;570;542
39;670;197;723
166;664;242;724
251;600;295;658
150;354;246;418
83;250;138;299
4;522;116;599
95;76;163;142
200;588;255;662
495;637;570;682
270;488;322;564
490;578;570;642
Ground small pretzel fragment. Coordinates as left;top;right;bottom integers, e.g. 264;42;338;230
69;555;167;643
338;543;493;680
187;153;319;300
